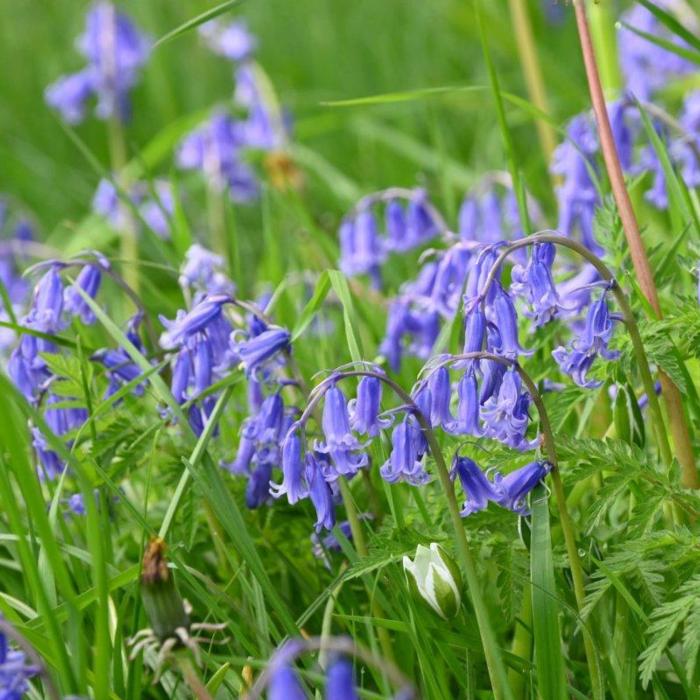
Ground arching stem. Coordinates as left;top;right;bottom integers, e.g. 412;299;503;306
480;232;673;470
301;369;514;700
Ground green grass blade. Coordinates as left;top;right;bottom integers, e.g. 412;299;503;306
153;0;245;49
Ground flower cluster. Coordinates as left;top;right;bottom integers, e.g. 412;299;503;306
339;188;443;287
45;2;151;124
177;19;290;200
268;653;359;700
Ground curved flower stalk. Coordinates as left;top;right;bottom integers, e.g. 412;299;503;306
246;635;415;700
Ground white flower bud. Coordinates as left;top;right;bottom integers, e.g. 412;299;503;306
403;543;462;619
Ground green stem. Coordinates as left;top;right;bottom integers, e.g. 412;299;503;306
507;0;558;165
107;115;139;296
587;0;622;95
177;655;214;700
508;582;532;699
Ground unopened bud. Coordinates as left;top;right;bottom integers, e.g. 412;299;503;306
403;543;462;619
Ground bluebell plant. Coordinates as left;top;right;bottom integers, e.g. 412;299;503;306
45;2;151;124
0;621;40;700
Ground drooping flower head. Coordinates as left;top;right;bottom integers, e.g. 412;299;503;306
451;455;499;517
0;622;39;699
45;2;152;123
493;460;552;515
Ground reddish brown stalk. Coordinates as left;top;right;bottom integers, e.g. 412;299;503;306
573;0;698;488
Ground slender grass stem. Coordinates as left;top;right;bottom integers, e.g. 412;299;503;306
507;0;558;164
508;581;532;699
107;115;139;297
572;0;698;488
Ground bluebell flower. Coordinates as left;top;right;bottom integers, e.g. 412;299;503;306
306;453;336;532
426;366;454;429
231;326;291;376
493;461;551;515
380;419;430;486
553;289;619;388
270;427;308;503
618;1;695;100
479;324;506;404
66;493;86;516
451;455;499;517
608;100;634;172
405;188;440;245
268;663;307;700
325;656;359;700
672;91;700;188
380;300;410;371
315;384;368;479
487;285;530;359
159;294;230;348
339;208;385;282
428;244;473;317
179;244;235;297
349;375;389;437
138;181;174;239
385;199;407;251
246;461;273;509
64;264;102;324
481;368;534;451
464;244;501;304
510;243;561;327
551;113;601;254
0;623;38;699
199;19;257;62
177;112;259;202
448;368;482;437
92;314;147;398
45;2;151;123
463;303;486;354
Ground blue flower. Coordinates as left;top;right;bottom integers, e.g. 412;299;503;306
45;2;151;123
231;326;291;376
0;624;38;700
487;285;530;359
178;244;235;297
384;199;407;251
451;455;499;517
325;656;359;700
268;663;307;700
463;303;485;354
315;384;368;479
493;461;551;515
349;375;389;437
339;208;385;282
672;91;700;188
199;19;257;62
448;368;482;437
380;419;430;486
270;427;308;504
306;453;336;532
510;243;561;327
426;366;454;430
553;289;619;388
177;113;259;202
64;264;102;324
159;294;231;348
458;184;529;244
481;368;534;451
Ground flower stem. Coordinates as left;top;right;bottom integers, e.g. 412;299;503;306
508;582;532;699
481;232;673;469
572;0;698;488
507;0;558;165
107;114;139;296
176;655;214;700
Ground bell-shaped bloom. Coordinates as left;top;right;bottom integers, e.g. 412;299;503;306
64;264;102;324
268;663;307;700
481;368;534;451
385;199;407;251
349;375;389;437
426;366;454;429
447;369;482;436
405;189;440;245
270;428;308;503
179;244;235;297
232;326;291;376
306;454;336;532
463;303;485;354
45;2;151;123
493;461;551;515
199;19;257;61
479;324;505;404
458;184;531;245
0;626;38;698
380;300;410;371
451;455;499;517
488;285;530;358
511;243;561;327
325;656;360;700
339;208;385;280
160;294;230;348
315;384;368;479
403;543;462;619
177;113;259;202
33;265;65;331
553;291;619;388
246;461;273;509
380;419;430;486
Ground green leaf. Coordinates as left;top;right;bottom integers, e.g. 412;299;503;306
328;270;363;362
530;485;568;700
291;270;331;341
153;0;245;49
